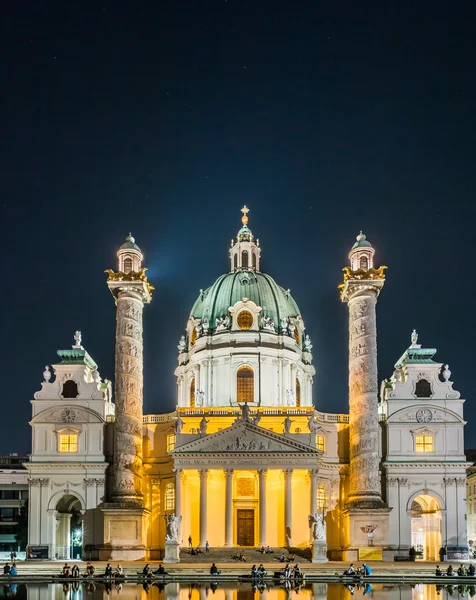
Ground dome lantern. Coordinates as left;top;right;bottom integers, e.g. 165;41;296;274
229;206;261;272
348;231;374;272
117;233;143;274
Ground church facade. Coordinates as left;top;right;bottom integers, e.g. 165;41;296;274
25;208;469;561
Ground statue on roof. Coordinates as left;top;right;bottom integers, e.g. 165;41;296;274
239;401;251;422
411;329;419;347
175;415;184;434
199;416;209;435
73;331;83;349
282;416;294;434
177;335;186;353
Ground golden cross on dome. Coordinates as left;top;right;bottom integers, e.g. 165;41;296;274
241;205;249;225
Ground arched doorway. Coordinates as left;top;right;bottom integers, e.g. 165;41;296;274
411;494;442;561
55;495;83;560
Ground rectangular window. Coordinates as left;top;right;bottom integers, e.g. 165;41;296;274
316;435;326;452
167;434;176;452
59;434;78;453
415;435;434;452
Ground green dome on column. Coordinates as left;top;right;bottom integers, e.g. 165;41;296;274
190;270;300;332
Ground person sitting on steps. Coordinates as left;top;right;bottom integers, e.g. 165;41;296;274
154;564;168;576
210;563;221;575
71;565;80;578
435;565;442;577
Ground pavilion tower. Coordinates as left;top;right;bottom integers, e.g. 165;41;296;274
339;232;392;560
100;234;154;560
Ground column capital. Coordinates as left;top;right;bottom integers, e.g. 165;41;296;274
199;468;209;480
258;469;268;479
224;468;234;480
308;468;318;479
283;468;293;478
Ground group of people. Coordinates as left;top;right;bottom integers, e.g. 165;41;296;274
436;564;476;577
141;564;168;577
2;563;18;576
60;563;125;578
259;546;273;554
343;563;372;577
279;563;303;580
231;552;247;562
250;564;268;577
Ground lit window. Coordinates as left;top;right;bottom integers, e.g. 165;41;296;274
317;483;327;510
190;328;197;345
123;257;133;273
316;435;325;452
296;379;301;407
294;328;301;346
415;434;434;452
237;310;253;330
242;251;249;268
295;427;302;433
167;434;176;452
359;256;368;270
59;434;78;453
237;366;254;403
165;483;175;512
234;254;238;270
190;379;195;408
252;252;257;270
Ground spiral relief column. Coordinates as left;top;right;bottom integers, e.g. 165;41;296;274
101;234;154;560
340;232;390;559
340;232;386;507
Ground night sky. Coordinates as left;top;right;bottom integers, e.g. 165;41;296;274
2;1;475;453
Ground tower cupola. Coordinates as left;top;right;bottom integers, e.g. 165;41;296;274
229;206;261;271
118;233;143;274
349;231;374;272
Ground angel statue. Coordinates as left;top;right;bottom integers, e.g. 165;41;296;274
164;513;182;542
309;510;326;541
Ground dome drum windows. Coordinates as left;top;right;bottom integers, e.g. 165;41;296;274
236;365;254;404
237;310;253;330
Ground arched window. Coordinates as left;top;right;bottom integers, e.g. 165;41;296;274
317;483;327;510
252;252;257;270
62;380;79;399
294;328;301;345
167;434;176;452
190;327;197;345
242;251;249;268
237;366;254;404
415;379;432;398
359;256;368;271
190;378;195;408
237;310;253;330
165;482;175;512
296;379;301;407
123;257;133;274
234;254;238;270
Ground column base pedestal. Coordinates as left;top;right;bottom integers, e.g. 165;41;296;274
312;541;328;563
99;504;149;561
341;505;392;562
163;540;181;564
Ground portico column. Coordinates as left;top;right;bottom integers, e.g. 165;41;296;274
174;469;182;516
284;469;292;546
259;469;267;546
224;469;233;546
310;469;318;516
199;469;208;547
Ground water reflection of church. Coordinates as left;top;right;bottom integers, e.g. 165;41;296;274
25;208;469;561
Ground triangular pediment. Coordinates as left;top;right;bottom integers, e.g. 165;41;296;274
172;420;320;455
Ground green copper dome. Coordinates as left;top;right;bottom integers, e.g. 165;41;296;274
120;233;141;251
190;270;300;332
351;231;372;249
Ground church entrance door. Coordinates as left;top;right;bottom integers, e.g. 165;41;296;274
411;494;442;561
237;509;255;546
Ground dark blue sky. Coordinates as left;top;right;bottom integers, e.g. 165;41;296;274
1;1;475;452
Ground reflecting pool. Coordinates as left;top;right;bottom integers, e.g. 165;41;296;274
0;583;473;600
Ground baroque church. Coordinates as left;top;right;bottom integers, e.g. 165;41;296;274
25;208;469;562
